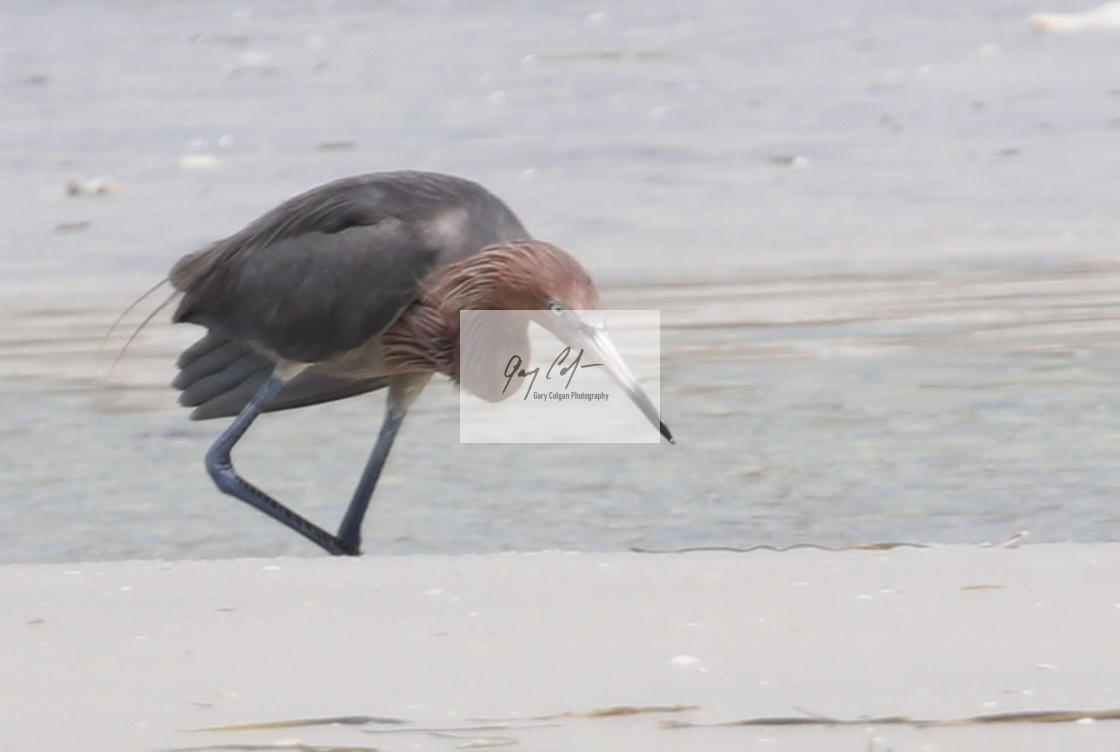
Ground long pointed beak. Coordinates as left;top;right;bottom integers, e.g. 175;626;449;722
546;312;674;444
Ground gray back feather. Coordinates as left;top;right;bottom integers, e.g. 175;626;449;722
171;171;529;363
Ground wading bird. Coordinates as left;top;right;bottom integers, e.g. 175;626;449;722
169;171;672;555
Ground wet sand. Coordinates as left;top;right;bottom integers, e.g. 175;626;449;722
5;546;1120;751
7;261;1120;562
6;0;1120;559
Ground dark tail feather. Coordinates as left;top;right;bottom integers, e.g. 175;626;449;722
175;333;274;419
175;331;391;420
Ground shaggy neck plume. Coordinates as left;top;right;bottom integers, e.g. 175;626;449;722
382;240;598;395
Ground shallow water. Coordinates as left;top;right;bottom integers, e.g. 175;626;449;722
6;263;1120;562
3;0;1120;562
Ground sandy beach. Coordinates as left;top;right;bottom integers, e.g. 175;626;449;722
4;545;1120;751
4;2;1120;749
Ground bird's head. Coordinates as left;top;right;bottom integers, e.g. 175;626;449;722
437;240;673;443
470;239;602;313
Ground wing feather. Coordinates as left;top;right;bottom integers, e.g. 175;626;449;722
176;331;390;420
170;171;528;364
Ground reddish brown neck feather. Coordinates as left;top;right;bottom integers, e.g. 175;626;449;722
382;240;600;380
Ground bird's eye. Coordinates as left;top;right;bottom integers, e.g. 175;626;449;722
547;301;566;316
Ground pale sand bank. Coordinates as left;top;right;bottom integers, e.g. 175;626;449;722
4;545;1120;751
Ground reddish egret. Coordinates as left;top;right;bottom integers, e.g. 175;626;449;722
170;170;672;555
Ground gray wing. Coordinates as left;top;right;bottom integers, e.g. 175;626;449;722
174;331;391;420
170;171;529;363
168;171;529;418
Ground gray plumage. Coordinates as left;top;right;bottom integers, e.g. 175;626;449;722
170;171;529;419
164;169;671;555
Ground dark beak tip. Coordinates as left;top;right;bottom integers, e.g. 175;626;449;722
659;422;675;445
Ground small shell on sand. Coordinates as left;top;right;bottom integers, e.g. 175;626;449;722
64;176;120;196
178;153;226;170
1030;1;1120;31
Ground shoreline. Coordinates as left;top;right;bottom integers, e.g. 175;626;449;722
5;544;1120;751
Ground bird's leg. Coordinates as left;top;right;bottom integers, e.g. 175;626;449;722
205;368;354;556
335;409;405;552
336;373;432;552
